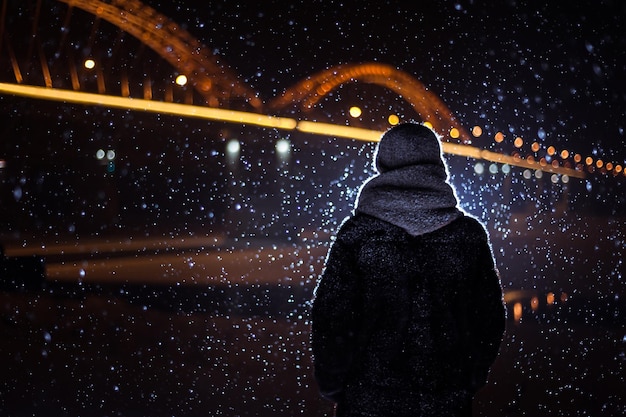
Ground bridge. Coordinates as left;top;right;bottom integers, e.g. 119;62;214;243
2;0;620;180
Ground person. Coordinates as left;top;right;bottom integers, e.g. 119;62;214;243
311;122;506;417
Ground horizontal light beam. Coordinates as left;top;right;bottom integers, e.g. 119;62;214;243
0;82;584;178
297;120;382;142
0;82;296;130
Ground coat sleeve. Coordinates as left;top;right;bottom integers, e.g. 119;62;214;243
467;230;506;391
310;224;361;403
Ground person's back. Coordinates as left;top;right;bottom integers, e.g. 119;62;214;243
311;122;506;417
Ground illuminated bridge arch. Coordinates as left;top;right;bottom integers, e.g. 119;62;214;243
4;0;261;109
270;63;471;143
58;0;261;109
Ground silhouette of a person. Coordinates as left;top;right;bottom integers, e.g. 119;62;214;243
312;122;506;417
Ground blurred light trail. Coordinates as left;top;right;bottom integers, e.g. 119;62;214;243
0;82;584;178
0;82;295;130
296;120;381;142
3;234;226;258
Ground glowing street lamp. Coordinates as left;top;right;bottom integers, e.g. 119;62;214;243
349;106;362;118
175;74;188;86
275;138;291;165
84;59;95;69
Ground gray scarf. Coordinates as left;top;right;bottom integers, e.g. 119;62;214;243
354;123;463;236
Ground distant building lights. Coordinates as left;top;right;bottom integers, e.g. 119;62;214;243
471;126;483;137
450;127;460;139
84;59;96;69
387;114;400;125
514;137;524;148
494;132;504;143
349;106;362;118
175;74;188;86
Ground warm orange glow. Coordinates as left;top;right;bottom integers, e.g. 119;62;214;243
450;127;460;139
560;149;569;159
388;114;400;125
596;159;604;168
513;302;522;322
494;132;504;143
616;165;623;173
585;157;594;165
530;296;539;311
605;162;613;171
547;292;555;305
84;59;96;69
423;121;434;129
471;126;483;137
514;137;524;148
547;146;556;156
574;154;582;163
531;142;540;152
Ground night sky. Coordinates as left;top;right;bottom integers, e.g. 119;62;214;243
143;0;626;166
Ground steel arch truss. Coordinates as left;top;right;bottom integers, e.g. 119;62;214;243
270;63;471;143
56;0;261;109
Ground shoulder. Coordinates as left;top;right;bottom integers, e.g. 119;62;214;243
330;213;400;247
452;213;489;235
338;213;400;236
431;213;491;247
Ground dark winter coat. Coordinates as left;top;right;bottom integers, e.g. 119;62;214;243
311;212;506;417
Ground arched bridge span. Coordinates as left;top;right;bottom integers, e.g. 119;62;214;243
58;0;262;109
270;63;472;143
